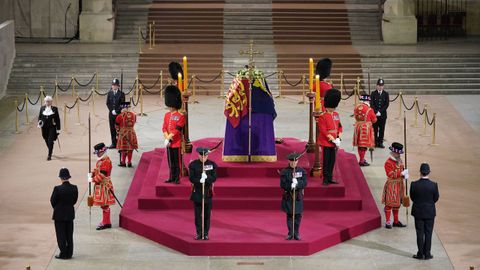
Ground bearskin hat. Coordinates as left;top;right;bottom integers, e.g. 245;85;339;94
315;58;332;80
324;88;341;109
169;62;184;81
164;85;182;110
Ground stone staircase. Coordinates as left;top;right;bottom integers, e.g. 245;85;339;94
6;53;139;97
115;0;152;41
223;0;279;93
360;54;480;94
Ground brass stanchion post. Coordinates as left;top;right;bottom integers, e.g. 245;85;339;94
148;23;152;49
298;74;306;104
138;26;143;54
40;86;45;101
152;21;156;47
24;94;29;124
396;92;403;119
412;96;418;127
54;78;59;106
14;100;19;133
354;76;360;106
72;76;76;97
340;72;344;93
421;104;429;136
191;74;199;104
430;113;438;146
139;85;147;116
135;75;139;103
91;88;96;116
276;70;283;98
63;103;68;133
160;70;163;98
76;95;81;125
306;92;316;153
95;70;99;92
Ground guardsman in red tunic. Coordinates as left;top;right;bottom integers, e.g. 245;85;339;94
312;58;333;110
317;88;342;186
88;143;115;230
163;85;185;184
382;142;409;229
115;101;138;167
353;94;377;166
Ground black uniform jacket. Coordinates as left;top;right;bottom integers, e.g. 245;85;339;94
189;159;217;204
280;166;307;214
50;181;79;221
38;106;61;131
106;90;126;115
410;177;439;219
370;90;389;118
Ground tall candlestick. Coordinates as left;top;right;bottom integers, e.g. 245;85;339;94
315;75;320;111
183;56;188;91
309;58;314;92
178;73;183;92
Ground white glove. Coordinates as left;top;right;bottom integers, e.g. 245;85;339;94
376;111;381;117
292;178;298;185
164;139;170;146
112;110;117;115
87;173;92;183
291;182;297;190
200;172;207;183
401;169;409;176
57;130;61;134
333;138;341;147
404;173;410;180
37;124;41;128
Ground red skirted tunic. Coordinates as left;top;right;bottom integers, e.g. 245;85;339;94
91;155;115;206
353;103;377;148
115;111;138;151
317;111;343;147
382;157;405;208
162;111;185;148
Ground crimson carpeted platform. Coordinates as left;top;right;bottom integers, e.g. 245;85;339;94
119;138;380;256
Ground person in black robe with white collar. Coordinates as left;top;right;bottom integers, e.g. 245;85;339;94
38;95;61;160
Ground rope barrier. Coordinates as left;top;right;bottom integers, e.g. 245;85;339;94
74;73;97;87
401;95;416;111
389;93;400;102
57;78;73;92
27;91;42;105
196;72;223;83
264;72;278;79
140;27;148;41
78;91;94;102
66;97;79;110
131;90;140;106
16;98;26;112
94;89;109;96
281;73;303;87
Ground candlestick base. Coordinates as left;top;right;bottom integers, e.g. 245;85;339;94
184;141;193;153
306;141;316;153
311;166;322;177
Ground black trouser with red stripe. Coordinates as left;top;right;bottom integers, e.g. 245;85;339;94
167;146;181;182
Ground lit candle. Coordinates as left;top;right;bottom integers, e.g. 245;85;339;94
178;73;183;92
309;58;314;92
183;56;188;91
315;75;320;111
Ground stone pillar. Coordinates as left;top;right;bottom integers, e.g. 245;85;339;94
79;0;114;42
382;0;417;44
467;0;480;36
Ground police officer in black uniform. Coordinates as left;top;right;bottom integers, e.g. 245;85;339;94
410;163;439;260
281;152;308;240
106;78;125;148
189;147;217;240
370;78;389;148
50;168;78;259
38;96;61;160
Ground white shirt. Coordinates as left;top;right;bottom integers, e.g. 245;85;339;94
43;106;54;116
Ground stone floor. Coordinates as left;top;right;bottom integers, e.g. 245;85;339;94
3;92;479;269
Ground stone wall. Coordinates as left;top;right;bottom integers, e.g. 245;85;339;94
0;0;79;38
0;21;15;98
